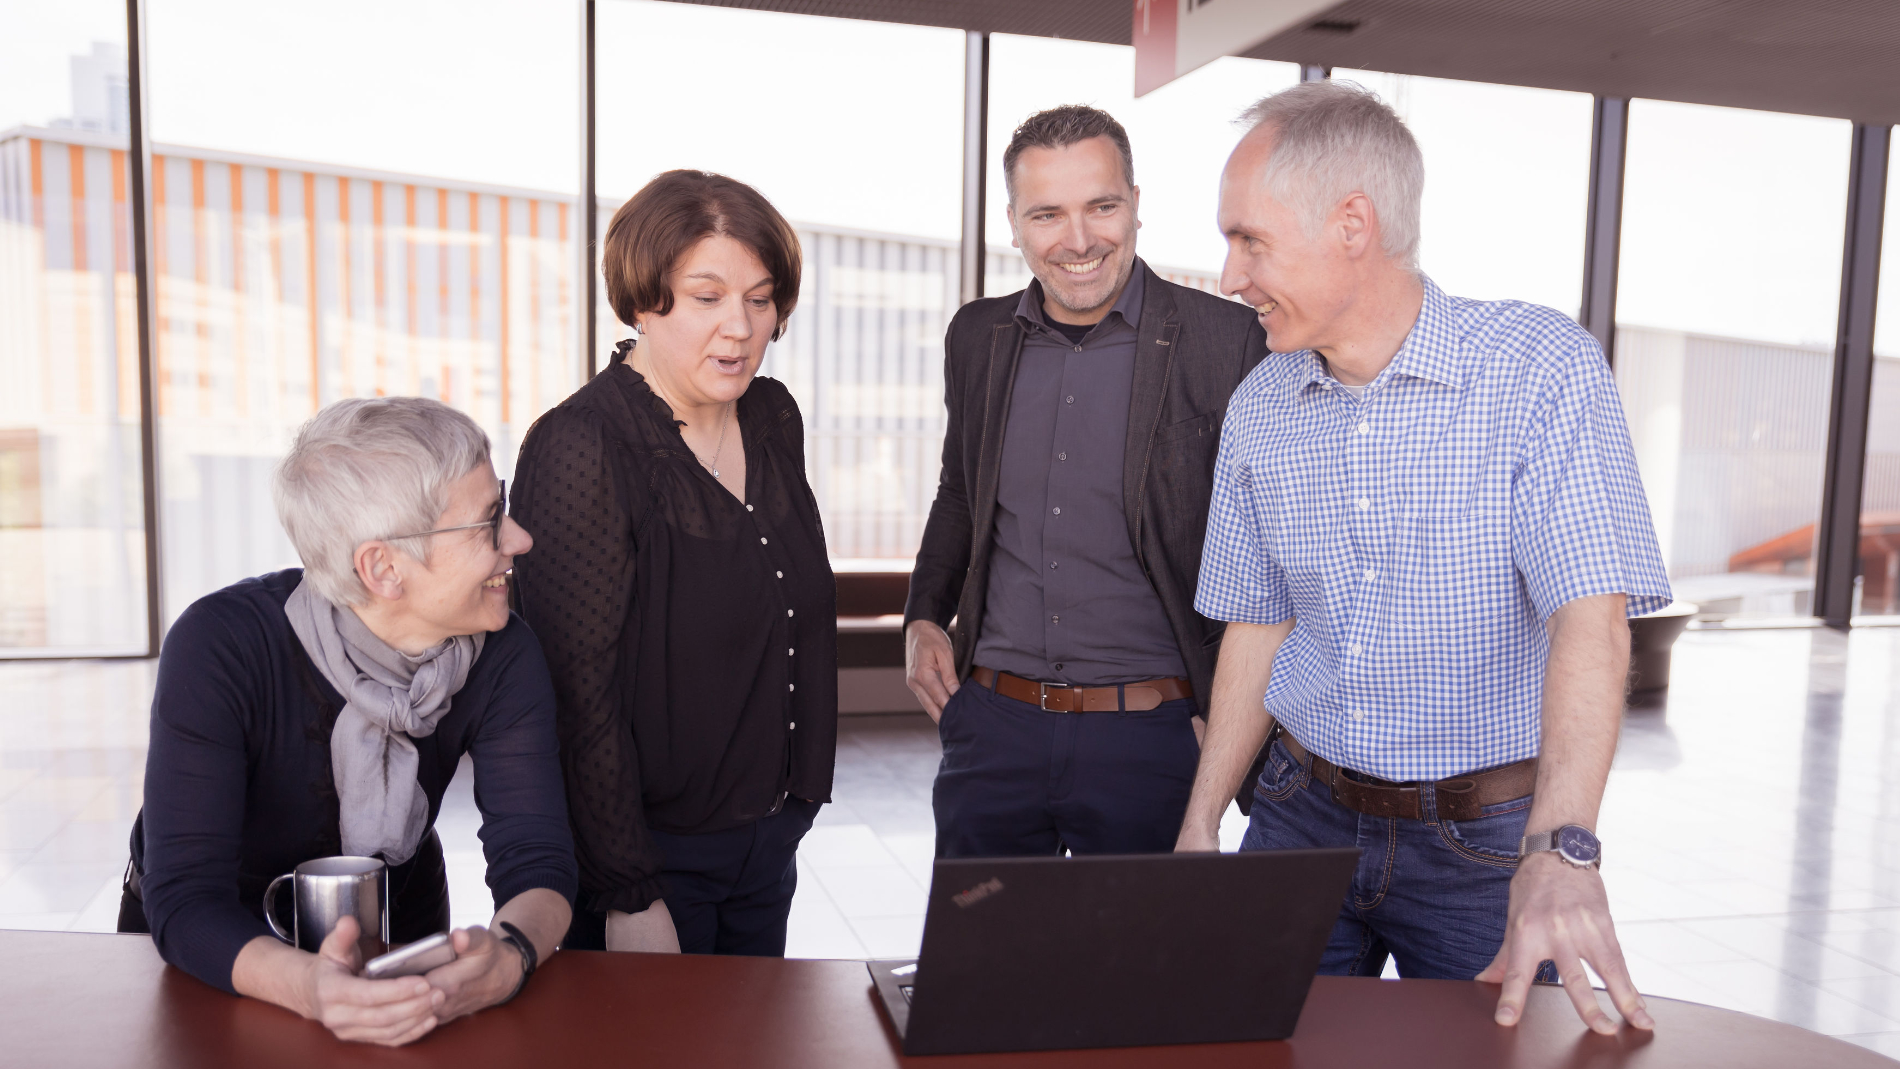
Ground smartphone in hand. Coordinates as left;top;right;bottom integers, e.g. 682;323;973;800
362;932;458;980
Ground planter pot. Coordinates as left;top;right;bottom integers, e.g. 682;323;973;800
1629;600;1698;694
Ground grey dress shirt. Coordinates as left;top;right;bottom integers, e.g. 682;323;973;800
972;262;1189;686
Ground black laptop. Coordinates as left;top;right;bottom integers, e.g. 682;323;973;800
867;848;1358;1056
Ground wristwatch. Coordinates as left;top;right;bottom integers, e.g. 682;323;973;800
496;921;538;1004
1518;824;1602;870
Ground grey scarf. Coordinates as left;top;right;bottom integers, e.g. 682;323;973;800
284;577;483;865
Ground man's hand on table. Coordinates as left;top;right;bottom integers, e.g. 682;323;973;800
423;925;526;1022
300;916;443;1046
606;900;682;953
1477;851;1654;1035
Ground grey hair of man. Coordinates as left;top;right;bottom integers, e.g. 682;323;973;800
273;396;492;607
1002;104;1136;203
1237;80;1425;270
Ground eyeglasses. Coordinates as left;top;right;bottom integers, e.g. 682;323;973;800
385;480;506;550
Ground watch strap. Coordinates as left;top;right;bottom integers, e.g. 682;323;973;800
1518;826;1601;869
496;921;537;1004
1517;829;1556;859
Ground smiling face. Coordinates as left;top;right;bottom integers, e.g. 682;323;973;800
359;463;531;649
1217;128;1362;356
1006;136;1141;325
635;234;776;409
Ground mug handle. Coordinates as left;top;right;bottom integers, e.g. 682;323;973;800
263;873;295;944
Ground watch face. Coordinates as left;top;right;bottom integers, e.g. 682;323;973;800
1557;825;1601;864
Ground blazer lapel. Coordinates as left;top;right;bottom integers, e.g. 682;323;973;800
972;319;1025;546
1124;267;1179;557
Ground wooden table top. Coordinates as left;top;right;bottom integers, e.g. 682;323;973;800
5;930;1892;1068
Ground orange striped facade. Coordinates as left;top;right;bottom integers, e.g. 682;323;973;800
2;129;580;437
0;127;591;651
1;125;1224;652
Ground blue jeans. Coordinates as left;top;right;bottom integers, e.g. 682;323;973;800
933;676;1201;858
1241;736;1548;980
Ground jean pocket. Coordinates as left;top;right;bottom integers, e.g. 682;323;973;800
1436;792;1531;868
1254;738;1308;803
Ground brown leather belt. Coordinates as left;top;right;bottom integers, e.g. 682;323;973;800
1272;724;1536;823
972;666;1193;713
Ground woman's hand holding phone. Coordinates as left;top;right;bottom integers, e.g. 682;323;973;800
299;916;445;1046
417;926;527;1023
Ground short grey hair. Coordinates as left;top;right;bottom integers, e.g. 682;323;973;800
1238;80;1424;269
1003;104;1136;203
273;397;492;606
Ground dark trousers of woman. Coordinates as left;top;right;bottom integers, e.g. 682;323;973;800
566;797;820;955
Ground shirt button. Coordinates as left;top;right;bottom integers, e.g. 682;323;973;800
1350;642;1363;654
1057;452;1067;461
789;683;796;692
788;648;795;656
776;570;783;579
1357;422;1371;434
1356;498;1370;511
1352;709;1367;720
746;503;754;511
1072;345;1082;352
1052;507;1061;515
1054;662;1064;671
1065;395;1074;404
1364;568;1376;581
1049;561;1058;569
787;609;794;617
789;722;796;730
760;537;768;544
1052;615;1060;624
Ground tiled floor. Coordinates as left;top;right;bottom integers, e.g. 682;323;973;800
4;627;1900;1057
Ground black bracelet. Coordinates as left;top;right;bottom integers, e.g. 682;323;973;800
496;921;538;1004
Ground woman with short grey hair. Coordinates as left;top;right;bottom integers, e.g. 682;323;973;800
119;396;577;1047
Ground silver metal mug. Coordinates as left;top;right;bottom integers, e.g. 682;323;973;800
263;856;389;965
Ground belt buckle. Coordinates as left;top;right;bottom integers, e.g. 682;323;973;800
1038;681;1072;712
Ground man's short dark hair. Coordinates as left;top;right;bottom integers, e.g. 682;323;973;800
1001;105;1135;202
602;169;802;340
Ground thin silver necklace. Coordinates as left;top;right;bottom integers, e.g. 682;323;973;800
695;401;733;478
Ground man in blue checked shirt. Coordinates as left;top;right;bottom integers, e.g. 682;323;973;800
1174;81;1671;1037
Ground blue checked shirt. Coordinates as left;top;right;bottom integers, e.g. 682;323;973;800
1196;276;1671;781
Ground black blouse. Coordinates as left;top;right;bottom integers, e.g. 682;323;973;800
510;358;837;916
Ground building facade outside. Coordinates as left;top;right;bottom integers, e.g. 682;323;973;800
3;126;1895;655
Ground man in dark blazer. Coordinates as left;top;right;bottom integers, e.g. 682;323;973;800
905;105;1269;858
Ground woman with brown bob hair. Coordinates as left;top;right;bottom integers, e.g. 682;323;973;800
509;170;835;955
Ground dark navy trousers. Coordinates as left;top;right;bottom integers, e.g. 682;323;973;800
932;674;1201;858
565;796;819;956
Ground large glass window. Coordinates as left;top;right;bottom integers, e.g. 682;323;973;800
0;6;146;655
598;2;966;565
1614;100;1851;622
1860;131;1900;620
144;0;577;621
1331;70;1592;313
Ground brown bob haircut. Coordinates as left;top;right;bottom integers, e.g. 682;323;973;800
602;169;802;342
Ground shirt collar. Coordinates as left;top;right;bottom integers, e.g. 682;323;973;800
1015;257;1147;336
1385;274;1463;388
1295;273;1465;396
